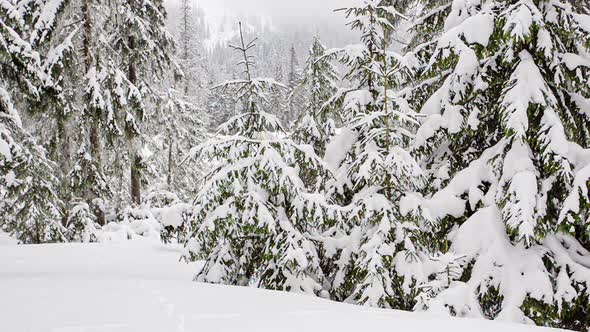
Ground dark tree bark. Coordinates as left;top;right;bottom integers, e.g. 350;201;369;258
57;113;71;227
83;0;106;225
127;32;142;206
570;0;589;13
167;133;175;190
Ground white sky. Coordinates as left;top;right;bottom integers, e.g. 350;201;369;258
167;0;357;29
197;0;354;20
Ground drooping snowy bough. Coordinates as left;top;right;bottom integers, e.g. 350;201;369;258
404;0;590;327
0;1;68;243
187;25;339;296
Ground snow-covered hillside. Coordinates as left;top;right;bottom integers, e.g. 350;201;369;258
0;240;566;332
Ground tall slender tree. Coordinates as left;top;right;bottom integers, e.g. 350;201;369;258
113;0;174;205
292;35;340;189
321;0;429;309
286;45;304;127
0;0;68;243
177;0;203;96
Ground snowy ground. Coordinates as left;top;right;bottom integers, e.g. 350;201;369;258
0;239;565;332
0;230;16;246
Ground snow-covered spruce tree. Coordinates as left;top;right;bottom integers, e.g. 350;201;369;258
188;24;334;296
145;88;207;199
291;35;340;189
65;0;115;230
320;1;429;309
0;86;65;244
205;75;237;130
176;0;204;96
0;2;66;243
285;45;305;128
405;0;590;327
111;0;174;206
268;65;287;123
14;0;78;231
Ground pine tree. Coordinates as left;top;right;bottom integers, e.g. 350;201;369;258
286;45;304;128
268;64;287;121
144;88;207;199
206;76;236;129
67;0;112;227
292;36;339;189
0;85;65;244
24;0;78;229
0;1;67;243
187;24;333;295
112;0;175;206
406;0;590;326
177;0;203;96
321;0;429;309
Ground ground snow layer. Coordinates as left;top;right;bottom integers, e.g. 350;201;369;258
0;240;565;332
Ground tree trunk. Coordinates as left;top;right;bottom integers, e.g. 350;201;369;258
167;133;175;190
57;114;71;227
569;0;589;13
131;154;141;205
128;31;142;206
83;0;106;225
183;0;190;96
57;116;72;177
90;122;106;225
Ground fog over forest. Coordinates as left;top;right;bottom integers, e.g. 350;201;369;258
164;0;359;48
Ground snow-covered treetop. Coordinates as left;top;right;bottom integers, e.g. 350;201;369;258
212;23;287;137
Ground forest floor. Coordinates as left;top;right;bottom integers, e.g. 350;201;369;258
0;237;566;332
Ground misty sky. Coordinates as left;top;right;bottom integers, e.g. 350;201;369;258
197;0;355;23
166;0;357;30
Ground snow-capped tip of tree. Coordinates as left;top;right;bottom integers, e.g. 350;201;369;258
290;35;341;192
292;36;340;153
175;0;206;96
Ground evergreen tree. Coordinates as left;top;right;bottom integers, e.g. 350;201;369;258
21;0;79;230
0;1;67;243
321;0;429;309
292;35;339;189
269;64;287;121
112;0;175;206
187;24;333;295
286;45;304;128
406;0;590;327
144;87;207;199
177;0;203;96
0;86;65;244
67;0;114;228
